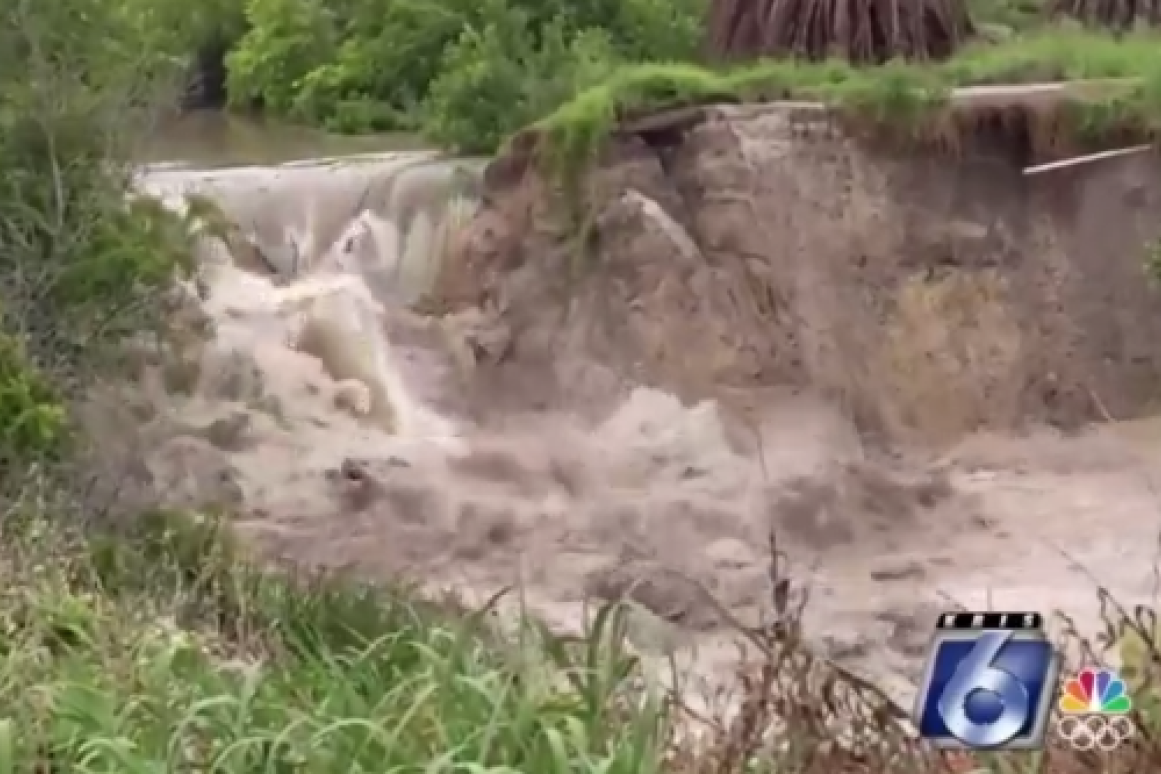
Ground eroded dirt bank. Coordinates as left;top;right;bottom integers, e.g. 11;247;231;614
437;101;1161;447
418;99;1161;704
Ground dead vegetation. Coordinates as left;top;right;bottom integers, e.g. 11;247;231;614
703;0;977;64
1047;0;1161;30
652;531;1161;774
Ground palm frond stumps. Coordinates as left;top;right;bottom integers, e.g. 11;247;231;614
705;0;976;64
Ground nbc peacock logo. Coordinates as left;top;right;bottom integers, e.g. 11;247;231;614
1058;667;1132;715
1055;667;1136;752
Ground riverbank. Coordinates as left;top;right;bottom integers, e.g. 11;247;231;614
526;30;1161;184
0;510;688;773
158;0;703;153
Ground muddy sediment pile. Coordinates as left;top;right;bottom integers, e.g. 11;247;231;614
436;95;1161;447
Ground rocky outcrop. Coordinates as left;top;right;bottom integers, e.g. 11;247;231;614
434;100;1161;447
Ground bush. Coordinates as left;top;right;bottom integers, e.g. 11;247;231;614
224;0;345;116
414;0;704;152
0;0;195;487
219;0;703;146
420;5;623;154
117;0;248;88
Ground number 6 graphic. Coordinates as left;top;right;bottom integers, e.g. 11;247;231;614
937;630;1031;748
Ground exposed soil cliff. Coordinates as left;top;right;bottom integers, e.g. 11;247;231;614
436;98;1161;447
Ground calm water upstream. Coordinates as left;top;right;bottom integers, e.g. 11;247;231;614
139;110;430;168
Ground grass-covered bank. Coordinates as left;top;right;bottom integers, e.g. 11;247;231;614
14;512;1161;774
118;0;1161;160
530;29;1161;184
2;512;680;772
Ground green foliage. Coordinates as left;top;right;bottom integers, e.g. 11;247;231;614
422;6;623;154
542;0;704;63
225;0;343;115
1144;238;1161;289
413;0;704;151
0;507;673;774
218;0;704;143
1119;623;1161;733
0;0;195;478
0;335;69;463
969;0;1046;35
117;0;247;83
286;0;492;131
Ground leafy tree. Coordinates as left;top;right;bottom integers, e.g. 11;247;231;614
290;0;487;130
0;0;195;487
422;10;623;154
226;0;343;114
117;0;248;85
219;0;705;145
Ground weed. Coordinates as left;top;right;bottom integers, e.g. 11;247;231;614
0;513;679;773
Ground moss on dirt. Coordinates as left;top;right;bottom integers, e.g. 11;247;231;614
528;28;1161;185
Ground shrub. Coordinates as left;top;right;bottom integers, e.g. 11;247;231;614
292;0;490;131
0;0;195;489
225;0;344;116
221;0;703;143
420;4;623;154
117;0;248;88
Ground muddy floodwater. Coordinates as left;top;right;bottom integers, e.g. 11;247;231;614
139;110;429;168
129;105;1161;730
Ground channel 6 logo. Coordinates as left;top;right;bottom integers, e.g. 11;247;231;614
913;612;1062;750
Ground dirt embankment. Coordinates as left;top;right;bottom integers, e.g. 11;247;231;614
435;100;1161;447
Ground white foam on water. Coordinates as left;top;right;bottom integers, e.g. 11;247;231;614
141;154;474;458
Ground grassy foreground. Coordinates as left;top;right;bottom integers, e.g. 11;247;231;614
8;505;1161;774
1;511;678;773
531;28;1161;180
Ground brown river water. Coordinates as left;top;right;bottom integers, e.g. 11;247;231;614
140;110;428;167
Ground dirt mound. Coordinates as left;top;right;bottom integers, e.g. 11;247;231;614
436;101;1161;448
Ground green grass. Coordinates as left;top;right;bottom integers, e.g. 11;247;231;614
0;511;672;773
530;28;1161;185
8;505;1161;773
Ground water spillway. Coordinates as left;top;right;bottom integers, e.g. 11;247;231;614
138;151;484;305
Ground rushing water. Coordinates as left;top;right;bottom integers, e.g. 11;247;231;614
139;109;483;305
